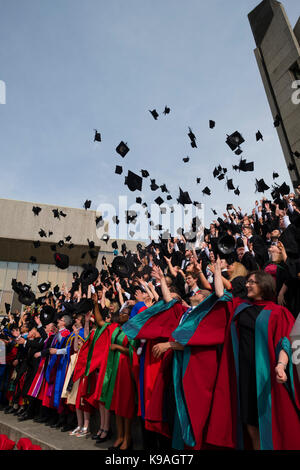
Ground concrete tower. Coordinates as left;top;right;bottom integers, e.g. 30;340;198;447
248;0;300;187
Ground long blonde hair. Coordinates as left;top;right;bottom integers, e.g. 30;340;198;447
229;262;248;281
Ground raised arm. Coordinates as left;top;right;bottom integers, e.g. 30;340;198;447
151;265;172;303
214;256;224;298
164;256;178;278
92;293;106;327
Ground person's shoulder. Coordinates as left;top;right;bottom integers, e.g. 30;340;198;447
61;329;71;338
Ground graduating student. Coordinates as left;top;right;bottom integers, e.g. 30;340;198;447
205;258;300;450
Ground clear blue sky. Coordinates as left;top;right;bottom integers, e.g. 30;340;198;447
0;0;299;230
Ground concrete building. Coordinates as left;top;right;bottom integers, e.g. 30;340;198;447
248;0;300;188
0;198;141;314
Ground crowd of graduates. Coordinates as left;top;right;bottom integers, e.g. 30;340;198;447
1;190;300;451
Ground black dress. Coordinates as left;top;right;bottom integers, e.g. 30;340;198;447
237;304;265;427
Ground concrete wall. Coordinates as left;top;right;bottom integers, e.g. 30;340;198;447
248;0;300;187
0;199;144;313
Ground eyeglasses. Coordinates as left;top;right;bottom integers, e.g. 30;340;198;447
246;279;258;286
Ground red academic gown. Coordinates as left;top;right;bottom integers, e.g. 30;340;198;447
74;323;119;409
205;297;300;450
147;295;233;448
133;302;186;435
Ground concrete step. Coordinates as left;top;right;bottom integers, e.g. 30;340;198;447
0;410;144;450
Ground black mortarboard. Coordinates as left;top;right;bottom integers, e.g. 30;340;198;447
126;210;138;224
32;206;41;216
183;157;190;163
84;200;91;210
115;165;123;175
213;167;219;178
94;129;101;142
141;170;149;178
95;215;104;226
112;241;118;249
163;106;170;115
5;303;10;314
294;151;300;158
226;131;245;151
209;120;215;129
136;197;142;204
278;182;290;196
235;148;243;156
273;114;281;127
102;234;110;244
273;172;279;179
116;141;130;158
196;177;201;184
58;240;64;248
256;130;263;141
166;195;172;200
177;187;192;205
68;243;75;249
112;215;120;225
126;171;142;192
48;231;53;237
32;270;37;276
190;141;197;148
227;204;233;210
239;159;254;172
217;174;225;181
52;209;60;219
38;282;51;294
188;127;196;142
234;187;240;196
40;305;56;326
33;241;41;248
30;256;37;264
149;109;159;120
65;235;72;242
155;196;164;206
222;168;227;174
150;179;159;191
160;184;168;193
39;229;47;238
60;211;66;218
87;239;95;249
50;244;56;251
202;187;211;196
212;209;217;215
18;285;36;306
54;253;69;270
226;179;235;191
256;178;270;193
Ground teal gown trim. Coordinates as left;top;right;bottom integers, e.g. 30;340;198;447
122;299;177;339
172;290;233;449
255;310;273;450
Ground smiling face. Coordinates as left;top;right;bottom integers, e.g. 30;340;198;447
246;274;262;300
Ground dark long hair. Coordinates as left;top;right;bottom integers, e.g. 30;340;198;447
247;271;276;301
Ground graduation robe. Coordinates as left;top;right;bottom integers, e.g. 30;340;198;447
43;328;71;409
123;299;185;434
205;296;300;450
147;291;233;449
